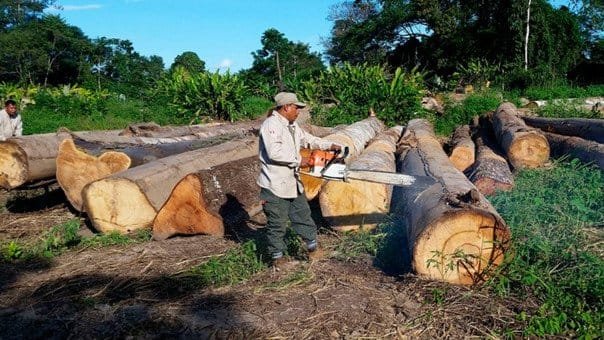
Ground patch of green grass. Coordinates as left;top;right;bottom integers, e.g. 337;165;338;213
433;90;503;136
185;241;266;287
241;95;272;119
535;102;602;119
521;84;604;100
489;159;604;338
0;220;152;261
333;228;386;260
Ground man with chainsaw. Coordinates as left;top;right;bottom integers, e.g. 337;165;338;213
257;91;342;270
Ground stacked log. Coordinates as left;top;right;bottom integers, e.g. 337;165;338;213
467;117;514;195
56;132;248;211
392;119;511;285
492;102;550;169
521;116;604;143
300;116;385;200
448;125;475;172
82;137;259;234
543;132;604;170
319;126;403;232
153;156;261;240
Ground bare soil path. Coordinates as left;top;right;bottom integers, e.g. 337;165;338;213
0;188;531;339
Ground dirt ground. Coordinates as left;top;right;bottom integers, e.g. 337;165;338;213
0;187;533;339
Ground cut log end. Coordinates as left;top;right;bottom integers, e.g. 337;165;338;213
0;142;28;189
320;179;389;232
508;133;550;168
300;173;325;200
472;177;514;196
83;178;156;234
449;147;475;172
413;210;510;285
153;174;224;240
56;139;131;211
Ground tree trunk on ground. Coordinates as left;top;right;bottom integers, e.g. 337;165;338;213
521;116;604;143
82;137;259;234
319;126;403;232
119;121;227;137
0;130;123;189
391;119;511;285
448;125;475;172
300;117;385;200
492;102;550;169
543;132;604;170
0;120;263;190
57;131;250;211
153;156;262;240
467;117;514;195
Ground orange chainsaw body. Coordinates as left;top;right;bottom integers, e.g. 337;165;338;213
300;148;338;176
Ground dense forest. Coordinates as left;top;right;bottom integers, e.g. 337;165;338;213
0;0;602;131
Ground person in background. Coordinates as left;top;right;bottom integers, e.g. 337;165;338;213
0;99;23;141
257;91;342;270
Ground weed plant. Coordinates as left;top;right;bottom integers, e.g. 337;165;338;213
186;241;266;287
489;159;603;338
434;90;503;136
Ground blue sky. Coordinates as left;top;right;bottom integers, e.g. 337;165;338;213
47;1;342;72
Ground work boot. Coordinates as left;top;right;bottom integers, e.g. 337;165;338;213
272;256;300;272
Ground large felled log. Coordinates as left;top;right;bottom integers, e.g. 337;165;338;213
521;116;604;143
0;130;123;189
300;116;385;200
392;119;511;285
467;117;514;195
153;156;261;240
448;125;475;172
492;102;550;169
0;120;262;190
57;132;247;211
319;126;402;232
543;132;604;170
82;137;259;234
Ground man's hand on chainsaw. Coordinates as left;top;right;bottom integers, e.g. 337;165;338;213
329;144;342;152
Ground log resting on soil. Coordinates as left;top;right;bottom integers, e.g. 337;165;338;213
467;117;514;196
319;126;403;232
153;156;262;240
300;117;385;200
448;125;475;172
391;119;511;285
492;102;550;169
82;136;259;234
521;116;604;144
56;132;249;211
543;132;604;170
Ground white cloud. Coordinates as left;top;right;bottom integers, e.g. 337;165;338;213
218;59;233;70
61;4;103;11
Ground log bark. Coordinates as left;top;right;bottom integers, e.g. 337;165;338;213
543;132;604;170
467;117;514;195
521;116;604;143
492;102;550;169
57;132;248;211
300;117;385;200
319;126;403;232
119;121;226;137
448;125;475;172
82;137;259;234
391;119;511;285
153;156;262;240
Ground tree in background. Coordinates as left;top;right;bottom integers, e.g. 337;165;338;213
0;0;56;31
325;0;585;88
240;28;325;96
170;51;206;75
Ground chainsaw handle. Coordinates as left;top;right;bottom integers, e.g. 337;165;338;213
335;146;349;159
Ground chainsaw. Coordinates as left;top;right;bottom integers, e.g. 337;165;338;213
300;147;429;187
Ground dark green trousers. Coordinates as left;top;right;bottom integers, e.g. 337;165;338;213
260;187;317;258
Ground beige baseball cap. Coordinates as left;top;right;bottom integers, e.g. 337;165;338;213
274;92;307;108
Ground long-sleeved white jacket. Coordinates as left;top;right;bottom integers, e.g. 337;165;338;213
0;109;23;141
257;111;335;198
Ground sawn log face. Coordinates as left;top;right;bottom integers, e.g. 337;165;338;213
392;119;511;285
153;156;261;240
